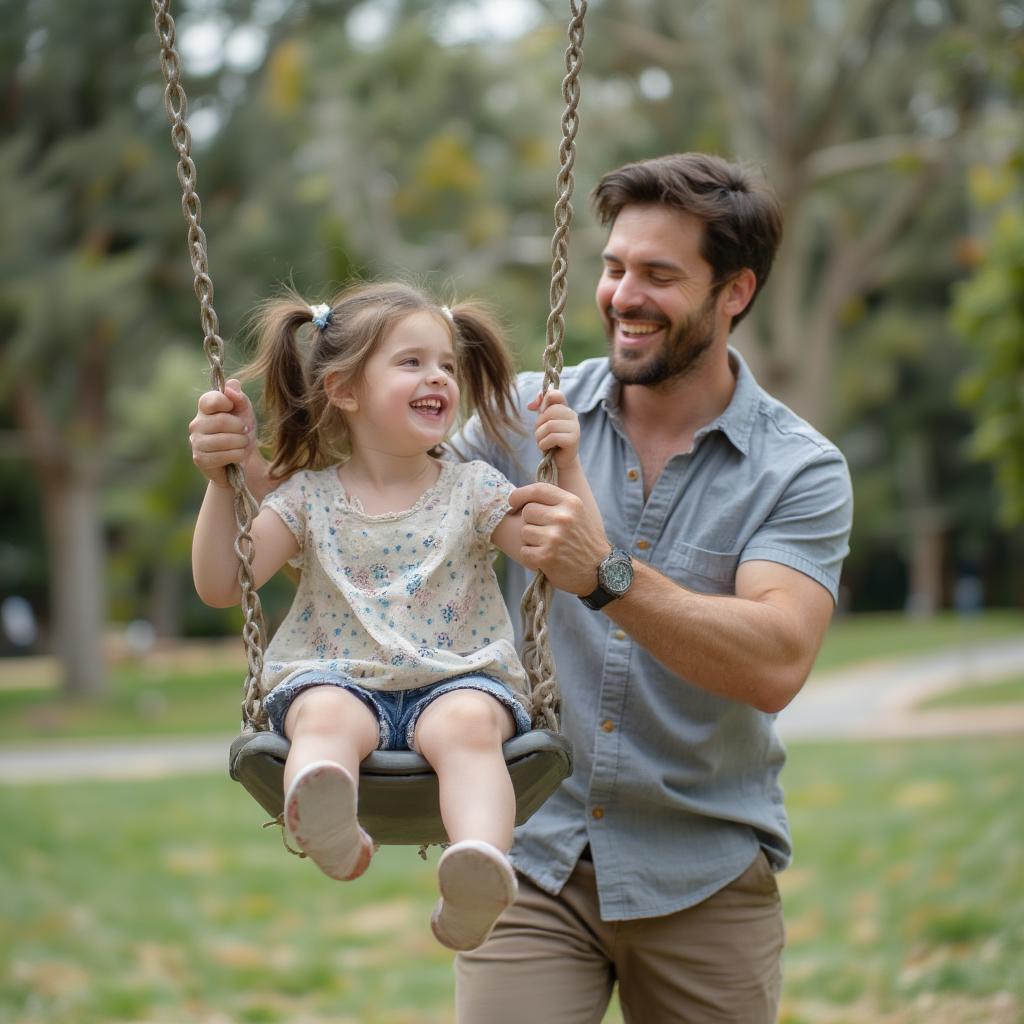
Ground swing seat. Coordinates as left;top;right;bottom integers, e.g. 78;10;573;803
229;728;573;846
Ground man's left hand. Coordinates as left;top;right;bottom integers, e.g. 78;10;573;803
508;482;611;596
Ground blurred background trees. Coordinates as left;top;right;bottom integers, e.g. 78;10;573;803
1;0;1022;695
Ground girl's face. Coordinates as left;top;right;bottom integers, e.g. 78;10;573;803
337;311;460;454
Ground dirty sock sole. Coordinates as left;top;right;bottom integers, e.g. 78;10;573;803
285;761;372;881
431;840;517;951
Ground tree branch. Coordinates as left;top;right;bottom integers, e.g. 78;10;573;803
804;134;947;183
795;0;901;161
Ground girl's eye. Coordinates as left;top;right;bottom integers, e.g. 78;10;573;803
401;358;419;367
442;364;456;374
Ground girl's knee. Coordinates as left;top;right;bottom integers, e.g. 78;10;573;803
284;686;368;738
416;690;513;753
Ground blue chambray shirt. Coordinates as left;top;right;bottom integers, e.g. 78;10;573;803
455;348;853;921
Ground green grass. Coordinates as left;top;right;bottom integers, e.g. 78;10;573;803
0;663;243;742
2;610;1023;742
2;736;1021;1023
778;738;1023;1023
813;609;1024;673
919;674;1024;710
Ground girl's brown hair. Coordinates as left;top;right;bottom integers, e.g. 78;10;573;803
241;281;522;480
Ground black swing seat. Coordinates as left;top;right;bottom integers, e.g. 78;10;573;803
229;728;573;846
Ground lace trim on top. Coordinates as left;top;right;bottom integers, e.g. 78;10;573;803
332;460;453;522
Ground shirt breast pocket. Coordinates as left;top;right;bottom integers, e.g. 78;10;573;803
663;542;739;596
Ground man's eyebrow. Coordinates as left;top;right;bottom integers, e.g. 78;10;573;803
600;252;685;273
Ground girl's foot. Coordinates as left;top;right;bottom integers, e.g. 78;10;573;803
430;840;518;951
284;761;373;881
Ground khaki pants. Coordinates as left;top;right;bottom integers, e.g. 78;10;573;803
455;851;784;1024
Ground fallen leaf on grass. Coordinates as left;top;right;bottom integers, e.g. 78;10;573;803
892;780;952;808
10;957;91;997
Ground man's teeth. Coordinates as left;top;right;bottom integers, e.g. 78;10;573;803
619;322;660;336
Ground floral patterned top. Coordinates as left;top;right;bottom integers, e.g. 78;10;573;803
260;459;528;704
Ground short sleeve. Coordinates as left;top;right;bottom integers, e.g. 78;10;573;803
261;472;310;570
468;460;515;540
740;449;853;601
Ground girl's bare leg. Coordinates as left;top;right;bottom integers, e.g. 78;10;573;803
282;685;379;792
415;690;519;950
414;689;516;850
282;686;380;880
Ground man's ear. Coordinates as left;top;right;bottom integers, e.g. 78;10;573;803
325;371;358;413
720;268;757;321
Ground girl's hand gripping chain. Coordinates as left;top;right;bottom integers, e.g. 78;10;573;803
528;389;580;470
188;378;258;488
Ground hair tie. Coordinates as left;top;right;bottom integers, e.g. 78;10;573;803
310;303;332;329
440;305;455;323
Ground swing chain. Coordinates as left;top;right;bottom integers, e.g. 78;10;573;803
153;0;586;735
520;0;587;731
152;0;268;729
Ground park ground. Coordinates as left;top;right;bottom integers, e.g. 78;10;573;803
2;611;1023;1023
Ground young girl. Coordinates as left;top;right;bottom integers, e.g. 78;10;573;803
190;280;587;952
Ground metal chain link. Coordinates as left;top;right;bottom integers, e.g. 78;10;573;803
520;0;587;731
152;0;268;729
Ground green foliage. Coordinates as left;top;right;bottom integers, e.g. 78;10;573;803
3;0;1024;658
954;161;1024;525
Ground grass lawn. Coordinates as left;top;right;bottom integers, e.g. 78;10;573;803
2;610;1023;742
0;663;243;743
2;736;1021;1024
919;675;1024;710
812;609;1024;673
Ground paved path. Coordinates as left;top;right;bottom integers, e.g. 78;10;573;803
774;636;1024;740
2;639;1022;783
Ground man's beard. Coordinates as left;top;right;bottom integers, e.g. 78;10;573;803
607;293;716;387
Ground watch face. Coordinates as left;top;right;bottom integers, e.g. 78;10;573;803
601;558;633;595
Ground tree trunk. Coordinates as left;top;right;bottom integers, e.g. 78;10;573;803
16;384;108;698
905;507;946;617
39;459;108;697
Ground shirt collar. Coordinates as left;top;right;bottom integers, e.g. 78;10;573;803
692;347;759;456
594;346;760;457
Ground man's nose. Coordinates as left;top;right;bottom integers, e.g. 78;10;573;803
611;272;644;312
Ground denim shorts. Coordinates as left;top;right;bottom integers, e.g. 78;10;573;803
263;670;533;751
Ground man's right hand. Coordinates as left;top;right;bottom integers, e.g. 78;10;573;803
188;378;259;489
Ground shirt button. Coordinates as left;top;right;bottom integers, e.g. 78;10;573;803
601;719;615;733
591;806;605;820
613;629;626;641
626;468;639;481
636;539;651;551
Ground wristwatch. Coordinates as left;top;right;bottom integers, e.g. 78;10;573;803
580;548;634;610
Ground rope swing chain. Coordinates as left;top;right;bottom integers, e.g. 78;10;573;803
519;0;587;731
152;0;268;729
152;0;587;733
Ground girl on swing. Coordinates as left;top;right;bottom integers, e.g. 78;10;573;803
190;280;591;951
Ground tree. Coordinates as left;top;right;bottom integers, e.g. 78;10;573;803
954;158;1024;525
0;0;336;694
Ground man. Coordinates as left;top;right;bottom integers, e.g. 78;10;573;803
190;152;852;1023
452;153;852;1023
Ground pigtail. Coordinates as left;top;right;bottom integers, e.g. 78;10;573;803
450;302;525;459
241;294;326;479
